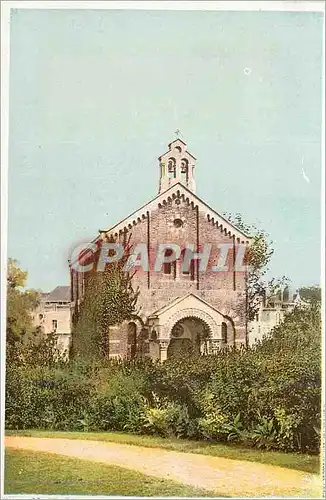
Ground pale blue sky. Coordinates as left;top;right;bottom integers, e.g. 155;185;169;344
8;9;323;292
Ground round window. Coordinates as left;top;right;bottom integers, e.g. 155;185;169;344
174;218;183;228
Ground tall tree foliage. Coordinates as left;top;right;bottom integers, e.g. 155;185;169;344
224;213;289;321
71;237;139;360
6;258;40;349
299;285;321;304
5;259;62;366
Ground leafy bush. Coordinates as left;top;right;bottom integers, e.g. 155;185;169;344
197;412;229;441
196;390;229;440
251;415;277;450
143;397;196;438
87;372;147;432
273;408;301;452
223;413;251;443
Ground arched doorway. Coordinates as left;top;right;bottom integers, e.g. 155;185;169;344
167;317;210;358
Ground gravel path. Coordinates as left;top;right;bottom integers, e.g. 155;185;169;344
5;436;321;498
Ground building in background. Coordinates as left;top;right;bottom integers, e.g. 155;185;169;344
32;286;71;355
248;289;305;345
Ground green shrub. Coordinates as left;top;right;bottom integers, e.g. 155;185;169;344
273;408;301;452
197;412;229;441
86;372;148;432
196;390;229;440
142;397;196;439
222;413;251;443
251;415;277;450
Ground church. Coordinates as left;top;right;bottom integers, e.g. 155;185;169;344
70;139;252;361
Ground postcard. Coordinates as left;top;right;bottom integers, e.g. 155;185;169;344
1;1;324;499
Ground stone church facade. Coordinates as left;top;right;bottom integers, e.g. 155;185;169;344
70;139;252;361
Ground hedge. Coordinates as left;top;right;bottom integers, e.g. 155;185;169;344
5;304;321;453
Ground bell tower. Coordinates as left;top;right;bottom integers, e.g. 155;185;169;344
158;139;196;194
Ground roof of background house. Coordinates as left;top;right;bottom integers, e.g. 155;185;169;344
44;286;70;302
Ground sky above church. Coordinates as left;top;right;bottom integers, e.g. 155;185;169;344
8;7;323;292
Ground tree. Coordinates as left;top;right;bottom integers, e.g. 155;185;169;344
6;259;40;349
6;259;68;367
7;258;28;289
71;236;139;360
224;213;290;322
299;285;321;304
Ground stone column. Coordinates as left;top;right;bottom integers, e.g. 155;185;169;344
210;339;221;354
149;340;160;361
158;339;169;362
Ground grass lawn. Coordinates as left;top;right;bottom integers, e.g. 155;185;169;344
5;448;218;497
6;429;320;474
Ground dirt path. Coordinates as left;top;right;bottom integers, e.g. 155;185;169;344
5;436;321;498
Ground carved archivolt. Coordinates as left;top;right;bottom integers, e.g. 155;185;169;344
163;308;220;340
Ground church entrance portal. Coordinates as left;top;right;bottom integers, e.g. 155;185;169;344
167;317;210;358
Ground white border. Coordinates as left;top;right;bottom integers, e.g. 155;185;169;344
1;2;325;500
1;1;325;12
320;3;326;496
1;2;10;500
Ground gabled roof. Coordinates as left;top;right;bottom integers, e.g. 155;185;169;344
44;286;70;302
148;293;228;319
159;138;197;161
159;152;197;161
168;138;187;148
99;182;251;243
149;295;184;317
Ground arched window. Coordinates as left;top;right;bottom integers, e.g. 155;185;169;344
181;159;189;183
168;158;176;179
181;248;195;281
127;322;137;359
163;248;176;277
221;322;227;344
